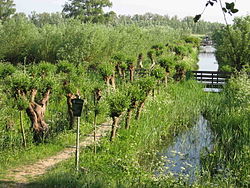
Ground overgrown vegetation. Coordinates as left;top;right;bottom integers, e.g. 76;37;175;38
0;0;249;187
28;81;207;187
201;73;250;187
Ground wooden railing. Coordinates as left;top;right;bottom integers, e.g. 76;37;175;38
191;71;232;88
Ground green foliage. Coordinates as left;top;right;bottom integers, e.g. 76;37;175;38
107;90;130;117
98;61;115;78
182;36;201;48
62;0;115;24
158;55;176;72
136;77;156;96
202;74;250;187
29;12;64;27
28;81;206;187
116;13;221;35
150;65;165;80
0;0;16;21
0;15;39;63
213;16;250;71
0;62;16;78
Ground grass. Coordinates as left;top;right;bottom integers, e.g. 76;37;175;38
199;74;250;187
0;121;93;179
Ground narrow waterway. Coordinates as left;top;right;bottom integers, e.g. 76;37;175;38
198;46;218;71
158;45;217;182
158;116;213;182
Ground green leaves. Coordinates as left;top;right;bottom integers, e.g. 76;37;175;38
0;0;16;21
193;14;201;23
62;0;115;24
224;2;239;15
195;1;239;23
107;90;130;117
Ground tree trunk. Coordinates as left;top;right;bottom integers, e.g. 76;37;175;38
137;53;143;69
110;116;119;141
165;72;169;87
104;76;111;94
66;93;77;129
26;89;50;143
125;108;133;129
136;102;145;120
150;58;156;69
110;75;116;90
129;67;135;82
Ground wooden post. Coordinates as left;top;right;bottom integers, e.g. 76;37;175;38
93;108;97;154
20;111;26;148
212;72;214;87
75;117;80;172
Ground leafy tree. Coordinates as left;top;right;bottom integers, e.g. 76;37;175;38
213;16;250;71
3;62;58;143
0;15;39;64
0;0;16;21
29;12;64;27
62;0;116;23
107;90;129;141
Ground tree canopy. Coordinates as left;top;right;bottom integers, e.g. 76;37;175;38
62;0;116;23
0;0;16;21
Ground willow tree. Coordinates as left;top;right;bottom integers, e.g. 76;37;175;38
5;62;57;142
108;90;129;141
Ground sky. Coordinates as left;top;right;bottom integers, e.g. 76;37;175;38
14;0;250;23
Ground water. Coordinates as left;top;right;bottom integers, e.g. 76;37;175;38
158;116;213;182
198;46;221;92
198;46;218;71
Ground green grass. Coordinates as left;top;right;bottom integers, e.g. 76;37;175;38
199;74;250;187
0;121;93;179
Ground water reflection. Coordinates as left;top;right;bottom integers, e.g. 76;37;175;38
159;116;213;182
198;46;218;71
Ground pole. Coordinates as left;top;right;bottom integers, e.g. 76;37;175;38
93;112;97;154
75;116;80;172
20;111;26;148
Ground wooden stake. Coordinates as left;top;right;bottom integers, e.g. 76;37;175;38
20;111;26;148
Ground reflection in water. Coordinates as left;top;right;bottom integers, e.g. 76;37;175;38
159;116;213;182
198;47;218;71
198;46;220;92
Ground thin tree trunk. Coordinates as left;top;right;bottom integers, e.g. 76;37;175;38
125;108;133;129
136;102;145;120
110;75;116;90
104;76;111;94
137;53;143;69
165;72;169;87
66;93;76;129
19;110;26;147
129;67;135;82
110;116;119;141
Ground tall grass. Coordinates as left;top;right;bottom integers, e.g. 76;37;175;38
200;73;250;187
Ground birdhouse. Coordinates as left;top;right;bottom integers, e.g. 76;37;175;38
72;98;84;117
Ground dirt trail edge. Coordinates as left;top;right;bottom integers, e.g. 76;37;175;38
0;121;111;186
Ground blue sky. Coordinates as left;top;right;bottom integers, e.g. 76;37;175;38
14;0;250;23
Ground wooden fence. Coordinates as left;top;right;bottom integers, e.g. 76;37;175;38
191;71;232;88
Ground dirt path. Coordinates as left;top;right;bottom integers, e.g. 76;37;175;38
0;121;111;187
